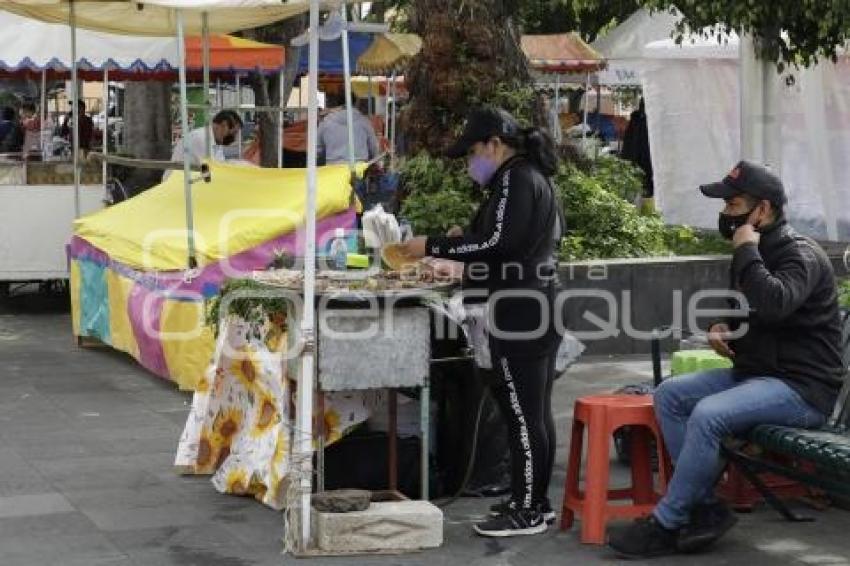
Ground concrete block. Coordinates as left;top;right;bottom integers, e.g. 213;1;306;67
312;500;443;553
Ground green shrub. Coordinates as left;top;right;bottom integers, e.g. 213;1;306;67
663;225;733;256
839;279;850;309
398;152;732;260
586;155;645;204
399;152;479;235
554;159;669;260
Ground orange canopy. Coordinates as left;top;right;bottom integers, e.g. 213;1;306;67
521;33;605;74
185;35;284;74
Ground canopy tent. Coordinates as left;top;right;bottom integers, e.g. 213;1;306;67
296;30;372;75
520;33;605;144
0;0;343;36
0;9;179;80
356;32;421;75
591;7;680;86
185;34;284;74
0;11;285;79
521;32;605;75
640;33;850;240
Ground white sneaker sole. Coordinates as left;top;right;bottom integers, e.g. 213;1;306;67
473;522;549;537
489;510;557;524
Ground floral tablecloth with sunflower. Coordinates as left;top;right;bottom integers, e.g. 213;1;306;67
174;314;372;510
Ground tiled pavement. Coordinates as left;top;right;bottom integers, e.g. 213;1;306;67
1;289;849;565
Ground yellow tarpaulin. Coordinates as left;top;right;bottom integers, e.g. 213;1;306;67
356;33;422;75
73;162;355;271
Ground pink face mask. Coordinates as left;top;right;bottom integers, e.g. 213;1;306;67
467;154;499;186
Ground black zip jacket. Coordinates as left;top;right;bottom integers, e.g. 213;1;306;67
426;155;561;357
727;219;843;415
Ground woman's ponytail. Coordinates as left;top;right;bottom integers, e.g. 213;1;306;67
521;127;559;177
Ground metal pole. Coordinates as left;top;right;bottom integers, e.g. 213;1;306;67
390;72;397;170
236;73;243;152
421;377;430;500
202;12;211;159
383;77;389;139
368;75;373;115
70;0;80;218
594;82;601;158
340;6;356;173
40;69;47;154
582;72;590;149
176;10;197;269
278;68;285;168
554;74;561;143
216;78;221;111
299;0;320;550
102;67;108;191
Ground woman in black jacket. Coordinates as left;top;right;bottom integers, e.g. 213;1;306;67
401;107;563;537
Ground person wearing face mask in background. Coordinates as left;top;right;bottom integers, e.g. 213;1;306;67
399;107;565;537
608;160;844;559
164;110;243;181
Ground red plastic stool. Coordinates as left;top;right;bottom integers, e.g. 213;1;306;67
560;394;671;544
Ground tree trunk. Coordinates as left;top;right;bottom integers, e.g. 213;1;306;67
403;0;540;155
242;15;307;167
123;81;172;193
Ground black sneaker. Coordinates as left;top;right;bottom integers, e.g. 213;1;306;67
489;499;557;525
474;508;548;537
677;501;738;553
607;516;679;559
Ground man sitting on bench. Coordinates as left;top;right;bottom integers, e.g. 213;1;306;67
608;161;845;559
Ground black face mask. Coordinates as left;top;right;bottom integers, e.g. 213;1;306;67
221;133;236;146
718;208;756;240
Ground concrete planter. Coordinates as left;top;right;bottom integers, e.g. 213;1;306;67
559;253;849;356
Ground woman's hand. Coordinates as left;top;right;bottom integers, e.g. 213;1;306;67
425;258;464;281
446;225;463;237
399;236;427;259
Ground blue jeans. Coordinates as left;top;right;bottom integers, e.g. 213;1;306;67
652;369;825;529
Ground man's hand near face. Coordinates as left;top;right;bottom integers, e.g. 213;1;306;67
733;223;761;248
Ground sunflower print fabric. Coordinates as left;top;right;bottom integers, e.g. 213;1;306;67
175;314;371;509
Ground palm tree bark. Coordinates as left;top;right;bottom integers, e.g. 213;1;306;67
243;15;307;167
403;0;540;155
122;81;172;193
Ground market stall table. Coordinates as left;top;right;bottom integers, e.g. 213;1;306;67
175;266;461;506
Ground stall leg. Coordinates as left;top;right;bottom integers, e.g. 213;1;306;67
317;389;325;493
388;389;398;492
421;377;430;500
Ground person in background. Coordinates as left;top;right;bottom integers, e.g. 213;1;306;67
0;106;24;154
317;92;379;164
59;100;94;154
621;98;653;199
399;107;564;537
164;110;242;180
20;102;41;154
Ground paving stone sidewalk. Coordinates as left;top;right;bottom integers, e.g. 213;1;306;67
1;290;848;566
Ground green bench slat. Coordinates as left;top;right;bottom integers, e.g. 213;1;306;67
748;424;850;473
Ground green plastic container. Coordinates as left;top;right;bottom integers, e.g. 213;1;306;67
670;349;733;376
346;253;369;269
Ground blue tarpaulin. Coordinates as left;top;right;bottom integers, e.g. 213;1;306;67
297;32;373;75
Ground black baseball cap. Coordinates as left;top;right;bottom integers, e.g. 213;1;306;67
446;107;521;158
699;160;787;207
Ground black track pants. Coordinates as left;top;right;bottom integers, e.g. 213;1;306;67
489;351;556;510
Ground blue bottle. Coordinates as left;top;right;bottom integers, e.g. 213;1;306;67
329;228;348;271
